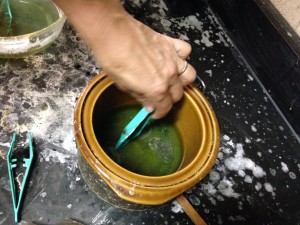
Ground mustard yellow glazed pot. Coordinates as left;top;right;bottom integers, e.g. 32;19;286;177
74;72;220;208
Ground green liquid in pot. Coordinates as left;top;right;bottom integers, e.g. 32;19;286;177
98;105;183;176
0;0;59;36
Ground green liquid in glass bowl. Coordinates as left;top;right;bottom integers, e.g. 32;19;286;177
0;0;59;36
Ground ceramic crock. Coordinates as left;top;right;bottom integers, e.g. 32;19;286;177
74;72;220;208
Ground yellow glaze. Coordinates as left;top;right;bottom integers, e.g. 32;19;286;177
74;72;220;206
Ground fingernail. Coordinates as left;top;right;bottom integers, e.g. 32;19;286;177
145;105;155;113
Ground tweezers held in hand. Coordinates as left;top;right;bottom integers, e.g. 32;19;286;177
115;107;153;150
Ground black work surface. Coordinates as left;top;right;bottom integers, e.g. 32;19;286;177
0;0;299;224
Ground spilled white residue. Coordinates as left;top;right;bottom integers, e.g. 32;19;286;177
209;170;221;182
129;185;135;195
217;179;240;198
228;215;246;222
289;172;296;179
171;200;184;213
238;170;246;177
152;2;231;50
6;90;79;158
189;194;200;205
201;30;214;47
160;18;171;27
199;134;272;205
224;143;266;178
178;34;189;41
0;142;11;147
157;0;169;15
201;182;217;195
2;89;80;169
40;148;70;164
215;31;229;47
244;175;252;183
264;182;274;193
223;135;230;141
247;74;254;81
238;201;243;210
187;15;203;30
69;181;75;190
91;208;114;224
255;138;262;143
210;91;218;100
281;162;289;173
255;182;262;191
204;70;212;77
245;138;251;143
269;168;276;176
61;132;77;155
251;125;257;132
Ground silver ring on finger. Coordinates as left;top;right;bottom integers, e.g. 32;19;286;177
179;60;188;76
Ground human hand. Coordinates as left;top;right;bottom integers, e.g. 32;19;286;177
53;0;196;118
93;16;196;118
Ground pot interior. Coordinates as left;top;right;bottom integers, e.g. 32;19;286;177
91;85;205;176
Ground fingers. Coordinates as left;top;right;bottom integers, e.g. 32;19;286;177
169;77;184;103
143;67;191;119
165;35;197;85
181;64;197;85
178;60;188;75
177;59;197;86
111;32;196;119
148;98;173;119
144;37;196;119
164;35;192;59
143;82;176;119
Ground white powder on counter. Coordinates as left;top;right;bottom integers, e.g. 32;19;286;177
224;143;266;178
281;162;289;173
171;200;184;213
198;134;274;206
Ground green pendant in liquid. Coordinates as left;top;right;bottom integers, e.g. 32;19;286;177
0;0;59;36
97;105;183;176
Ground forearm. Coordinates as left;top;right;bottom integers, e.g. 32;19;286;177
52;0;196;118
52;0;131;56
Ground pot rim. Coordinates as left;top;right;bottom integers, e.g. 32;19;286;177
74;72;220;188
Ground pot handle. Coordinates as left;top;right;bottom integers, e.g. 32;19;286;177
194;76;206;93
176;194;207;225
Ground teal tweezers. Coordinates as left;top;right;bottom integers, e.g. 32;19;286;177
7;132;34;223
0;0;13;35
115;107;153;150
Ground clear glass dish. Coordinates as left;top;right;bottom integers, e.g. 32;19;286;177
0;0;66;58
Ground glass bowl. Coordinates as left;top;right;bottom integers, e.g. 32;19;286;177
0;0;66;58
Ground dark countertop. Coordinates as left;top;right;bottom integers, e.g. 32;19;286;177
0;0;299;225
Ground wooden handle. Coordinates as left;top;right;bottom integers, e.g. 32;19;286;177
176;194;208;225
